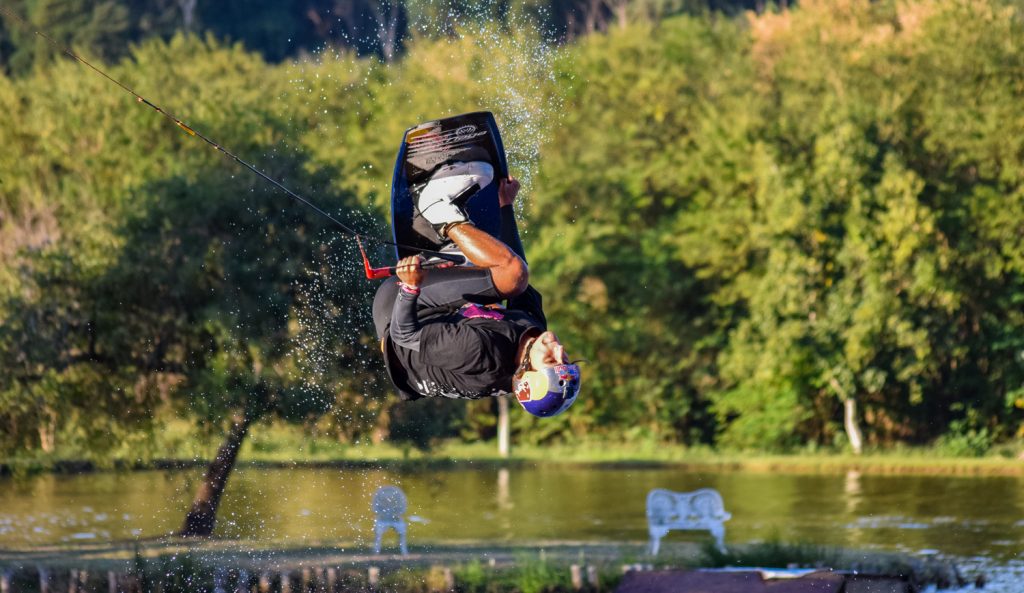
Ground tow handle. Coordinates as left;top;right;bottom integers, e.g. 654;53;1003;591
357;237;466;279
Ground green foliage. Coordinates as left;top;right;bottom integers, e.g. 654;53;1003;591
697;0;1024;448
0;35;383;459
518;0;1024;450
4;0;1024;461
449;554;573;593
2;0;130;74
935;406;994;457
510;552;571;593
699;537;841;569
456;559;490;592
525;16;751;445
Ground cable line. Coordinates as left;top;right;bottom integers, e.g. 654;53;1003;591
0;5;465;271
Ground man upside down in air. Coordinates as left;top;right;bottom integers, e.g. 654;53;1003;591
372;162;581;417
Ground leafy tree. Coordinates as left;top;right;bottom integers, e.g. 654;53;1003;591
523;17;754;444
5;0;1024;468
687;0;1024;449
1;0;132;74
0;36;385;533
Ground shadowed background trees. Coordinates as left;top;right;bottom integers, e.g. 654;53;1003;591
0;0;775;73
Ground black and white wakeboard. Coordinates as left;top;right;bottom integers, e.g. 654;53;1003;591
390;111;509;261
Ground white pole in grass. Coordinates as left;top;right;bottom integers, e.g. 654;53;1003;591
498;397;510;458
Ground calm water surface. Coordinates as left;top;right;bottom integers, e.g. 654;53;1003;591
1;465;1022;565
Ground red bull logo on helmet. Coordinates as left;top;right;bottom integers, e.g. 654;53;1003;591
513;364;581;418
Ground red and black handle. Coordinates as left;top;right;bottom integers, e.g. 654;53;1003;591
357;237;467;279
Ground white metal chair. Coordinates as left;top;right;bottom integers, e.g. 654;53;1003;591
646;487;731;554
372;485;409;555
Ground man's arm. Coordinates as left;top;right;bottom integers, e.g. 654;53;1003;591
389;283;423;351
390;256;426;351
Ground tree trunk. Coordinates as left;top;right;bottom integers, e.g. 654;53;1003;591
843;397;864;455
37;405;56;453
829;377;864;455
180;412;252;537
369;1;402;63
581;0;604;34
497;397;510;458
177;0;197;32
604;0;628;30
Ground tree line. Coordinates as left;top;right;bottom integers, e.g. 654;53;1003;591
0;0;766;71
2;0;1024;489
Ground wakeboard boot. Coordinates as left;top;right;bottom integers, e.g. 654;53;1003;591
415;160;494;239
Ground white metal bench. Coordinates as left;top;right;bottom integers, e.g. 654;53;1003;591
372;486;408;555
646;488;731;555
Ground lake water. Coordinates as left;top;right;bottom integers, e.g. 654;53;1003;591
1;464;1022;581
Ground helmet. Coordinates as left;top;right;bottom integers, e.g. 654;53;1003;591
513;363;581;418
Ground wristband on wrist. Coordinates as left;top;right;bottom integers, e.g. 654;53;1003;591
399;282;421;295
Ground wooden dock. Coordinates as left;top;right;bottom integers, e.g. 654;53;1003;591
616;569;912;593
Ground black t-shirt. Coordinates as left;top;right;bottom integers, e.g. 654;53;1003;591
384;286;546;400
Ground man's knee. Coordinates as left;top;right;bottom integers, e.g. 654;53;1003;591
492;254;529;298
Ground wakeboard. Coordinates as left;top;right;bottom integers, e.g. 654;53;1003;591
390;111;509;261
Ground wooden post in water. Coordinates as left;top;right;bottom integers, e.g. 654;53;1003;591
300;567;311;593
257;572;271;593
443;567;454;591
38;567;51;593
1;570;12;593
367;566;380;589
107;571;117;593
326;568;337;593
279;571;291;593
587;566;599;591
314;567;327;593
69;568;79;593
570;565;582;590
235;569;249;593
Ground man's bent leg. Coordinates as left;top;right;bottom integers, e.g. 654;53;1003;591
373;268;503;340
447;223;528;297
414;267;501;309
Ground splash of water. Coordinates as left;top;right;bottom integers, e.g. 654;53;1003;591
289;0;566;392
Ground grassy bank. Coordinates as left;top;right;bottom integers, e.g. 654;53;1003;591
3;420;1023;477
0;539;975;592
